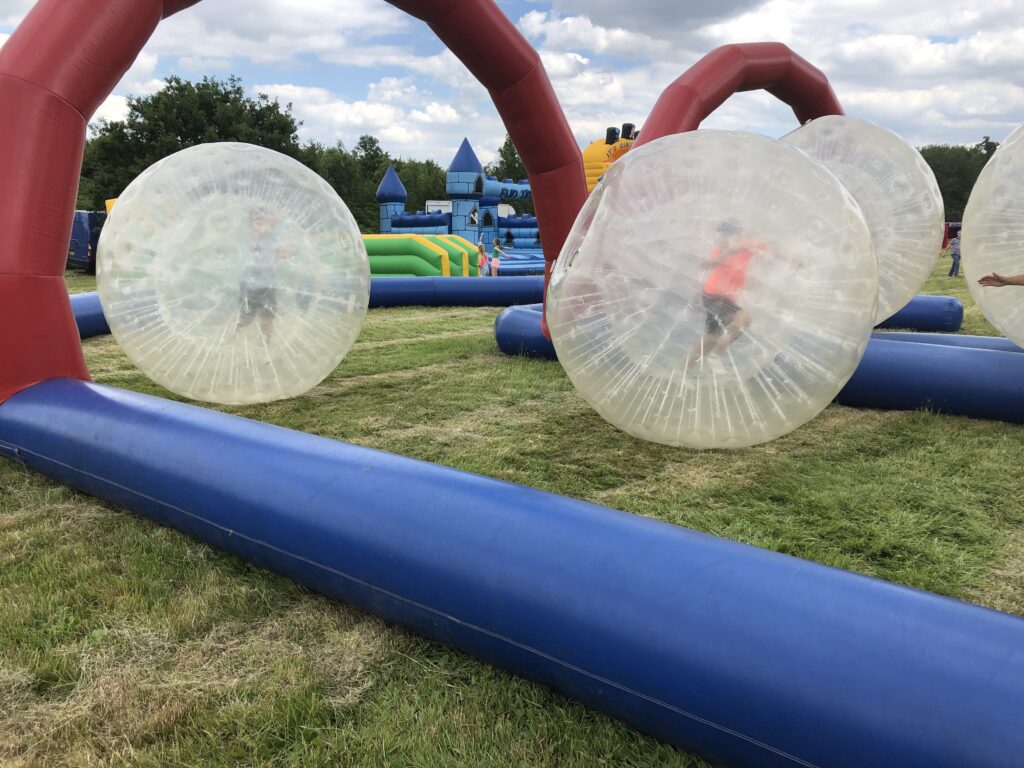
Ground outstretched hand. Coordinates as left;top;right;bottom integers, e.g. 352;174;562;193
978;273;1010;287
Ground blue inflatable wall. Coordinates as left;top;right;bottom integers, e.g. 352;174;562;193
369;276;543;308
494;305;1024;424
872;331;1022;353
838;338;1024;422
1;378;1022;768
876;295;963;332
70;277;548;339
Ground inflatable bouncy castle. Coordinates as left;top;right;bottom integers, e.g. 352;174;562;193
582;123;636;192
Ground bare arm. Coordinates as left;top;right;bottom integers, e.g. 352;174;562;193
978;273;1024;287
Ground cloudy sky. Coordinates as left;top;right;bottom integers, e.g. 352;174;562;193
2;0;1022;165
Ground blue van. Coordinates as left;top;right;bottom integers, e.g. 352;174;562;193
66;210;106;273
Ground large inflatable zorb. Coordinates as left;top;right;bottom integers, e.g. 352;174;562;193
547;130;878;448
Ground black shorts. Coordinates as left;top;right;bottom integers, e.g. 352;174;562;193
240;285;277;319
703;292;741;333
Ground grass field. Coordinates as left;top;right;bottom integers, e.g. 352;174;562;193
2;259;1022;767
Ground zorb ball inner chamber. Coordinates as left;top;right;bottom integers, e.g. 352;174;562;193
546;130;878;449
964;124;1024;346
786;115;945;323
97;143;370;405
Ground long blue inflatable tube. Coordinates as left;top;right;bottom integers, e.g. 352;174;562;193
837;339;1024;422
369;276;543;308
872;331;1023;353
1;378;1022;767
495;305;1024;423
69;277;546;340
875;295;963;332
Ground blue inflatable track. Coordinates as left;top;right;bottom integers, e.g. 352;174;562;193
838;338;1024;422
70;277;547;339
70;292;108;339
0;378;1022;767
872;331;1022;353
369;276;543;307
495;304;1024;424
875;295;963;332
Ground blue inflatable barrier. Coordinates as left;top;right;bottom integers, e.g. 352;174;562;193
496;298;971;364
837;339;1024;422
494;303;556;359
369;276;543;307
876;295;963;332
496;306;1024;424
70;292;109;339
70;277;547;340
872;331;1023;353
1;378;1022;768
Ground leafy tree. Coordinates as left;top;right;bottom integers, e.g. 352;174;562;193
300;138;446;233
485;134;535;216
392;158;446;214
77;75;302;209
919;137;999;222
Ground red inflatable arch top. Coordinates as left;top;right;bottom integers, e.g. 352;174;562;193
0;0;841;401
634;42;844;148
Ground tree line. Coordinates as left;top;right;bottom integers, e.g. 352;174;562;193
77;74;998;231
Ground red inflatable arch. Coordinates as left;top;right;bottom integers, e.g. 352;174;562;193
634;42;843;147
0;0;588;401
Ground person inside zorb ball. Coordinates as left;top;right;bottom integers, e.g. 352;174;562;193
97;142;371;405
546;130;879;449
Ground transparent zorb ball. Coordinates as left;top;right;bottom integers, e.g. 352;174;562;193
547;130;878;449
963;124;1024;346
785;115;944;323
97;143;370;404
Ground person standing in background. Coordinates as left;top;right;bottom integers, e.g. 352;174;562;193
476;242;489;277
948;231;961;278
490;237;507;277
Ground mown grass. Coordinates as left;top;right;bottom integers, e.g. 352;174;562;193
0;261;1019;766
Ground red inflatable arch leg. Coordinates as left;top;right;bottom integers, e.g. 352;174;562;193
385;1;587;337
634;42;844;148
0;0;165;403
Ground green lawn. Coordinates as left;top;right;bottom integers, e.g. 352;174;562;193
1;260;1020;767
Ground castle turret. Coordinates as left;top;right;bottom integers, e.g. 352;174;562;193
376;164;407;234
447;138;484;243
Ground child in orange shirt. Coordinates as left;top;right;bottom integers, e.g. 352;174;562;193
688;220;768;366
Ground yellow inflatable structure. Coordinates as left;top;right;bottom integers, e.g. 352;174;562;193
582;124;637;193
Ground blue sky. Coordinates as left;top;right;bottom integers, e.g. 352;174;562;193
2;0;1023;166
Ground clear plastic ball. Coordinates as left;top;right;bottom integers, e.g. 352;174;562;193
97;143;370;405
547;130;878;449
963;124;1024;346
785;115;945;323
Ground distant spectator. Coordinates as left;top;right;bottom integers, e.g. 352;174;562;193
476;242;489;277
491;237;507;277
948;233;961;277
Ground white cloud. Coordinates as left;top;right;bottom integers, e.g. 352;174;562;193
252;81;500;162
4;0;1022;156
519;10;670;58
0;0;32;27
409;102;460;125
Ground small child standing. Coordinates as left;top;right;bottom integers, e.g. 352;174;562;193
491;237;506;277
476;242;489;277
